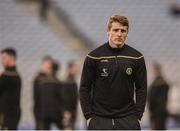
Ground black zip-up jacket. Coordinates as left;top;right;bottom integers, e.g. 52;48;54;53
33;72;63;120
80;42;147;120
62;75;78;113
0;66;21;114
148;76;169;116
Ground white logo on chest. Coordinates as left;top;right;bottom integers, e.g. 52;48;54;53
101;68;108;77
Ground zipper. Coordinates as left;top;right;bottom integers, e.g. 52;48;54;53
112;118;115;126
115;56;118;68
115;56;117;65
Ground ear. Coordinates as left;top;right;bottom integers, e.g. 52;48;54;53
126;27;129;34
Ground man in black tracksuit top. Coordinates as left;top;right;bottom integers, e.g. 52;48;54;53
80;15;147;130
0;48;21;130
148;62;169;130
62;61;78;129
33;57;64;130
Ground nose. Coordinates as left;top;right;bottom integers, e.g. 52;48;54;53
117;31;122;37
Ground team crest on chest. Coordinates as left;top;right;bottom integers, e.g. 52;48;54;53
126;67;132;75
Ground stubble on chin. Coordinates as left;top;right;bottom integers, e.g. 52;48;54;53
115;42;124;48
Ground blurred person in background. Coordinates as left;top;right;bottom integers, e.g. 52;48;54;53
80;14;147;130
52;60;59;79
39;0;50;21
0;48;21;130
169;2;180;18
148;62;170;130
33;56;64;130
62;61;78;130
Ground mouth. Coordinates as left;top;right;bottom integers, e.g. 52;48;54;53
115;38;122;42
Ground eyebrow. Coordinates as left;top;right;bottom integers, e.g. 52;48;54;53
112;28;127;32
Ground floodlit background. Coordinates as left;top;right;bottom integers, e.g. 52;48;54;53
0;0;180;129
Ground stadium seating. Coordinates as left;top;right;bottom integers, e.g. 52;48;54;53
53;0;180;129
0;0;81;129
1;0;180;129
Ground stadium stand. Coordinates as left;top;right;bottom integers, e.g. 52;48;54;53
52;0;180;129
1;0;180;129
0;0;84;129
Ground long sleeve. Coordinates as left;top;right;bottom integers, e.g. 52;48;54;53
79;56;96;120
0;75;7;95
33;78;40;109
72;83;78;111
134;57;147;120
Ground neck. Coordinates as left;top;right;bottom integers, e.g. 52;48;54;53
41;70;52;75
5;65;16;71
109;40;124;48
6;64;16;68
67;74;76;83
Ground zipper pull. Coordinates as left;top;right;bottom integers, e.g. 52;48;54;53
112;118;115;126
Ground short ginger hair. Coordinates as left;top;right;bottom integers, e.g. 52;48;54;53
107;14;129;31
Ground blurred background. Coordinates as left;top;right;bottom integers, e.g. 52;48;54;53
0;0;180;130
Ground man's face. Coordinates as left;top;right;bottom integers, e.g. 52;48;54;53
0;53;11;67
107;22;128;48
69;64;79;76
41;60;52;74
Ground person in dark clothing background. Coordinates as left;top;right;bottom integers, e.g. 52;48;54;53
148;62;169;130
0;48;21;130
52;60;59;78
33;56;64;130
62;61;78;130
80;14;147;130
39;0;50;21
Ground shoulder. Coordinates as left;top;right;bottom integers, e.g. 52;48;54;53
0;73;5;78
125;44;144;58
87;43;107;59
123;45;146;67
158;77;170;88
34;73;45;82
0;72;9;83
